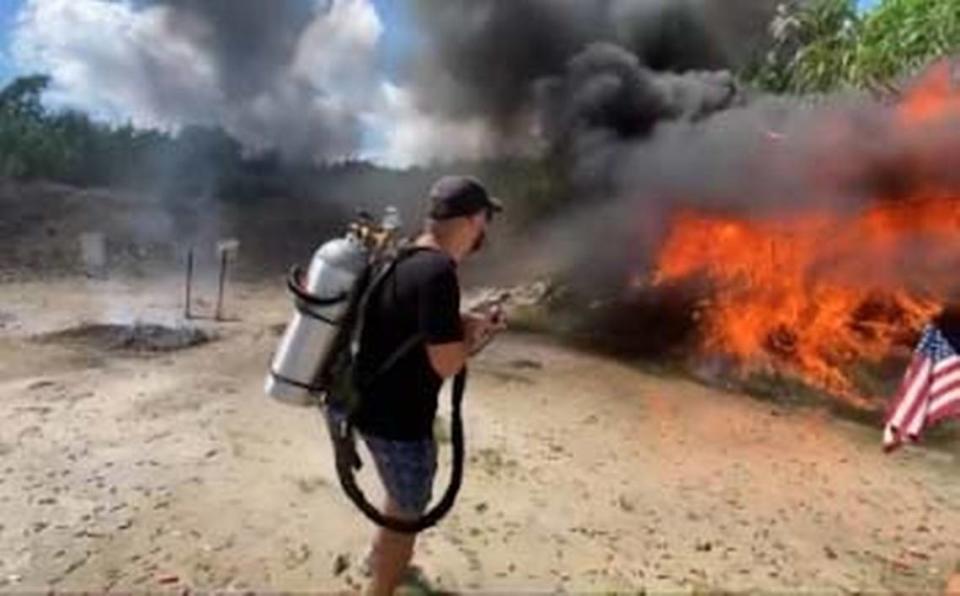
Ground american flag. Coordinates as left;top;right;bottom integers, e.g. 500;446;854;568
884;324;960;452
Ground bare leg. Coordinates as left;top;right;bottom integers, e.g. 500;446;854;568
947;571;960;595
364;499;416;596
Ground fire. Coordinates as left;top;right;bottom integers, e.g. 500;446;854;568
653;201;957;401
650;63;960;404
899;61;960;124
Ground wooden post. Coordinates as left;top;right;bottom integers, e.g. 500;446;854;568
215;249;228;322
215;239;239;322
184;248;194;320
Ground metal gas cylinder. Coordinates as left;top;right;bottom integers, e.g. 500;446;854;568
265;233;369;405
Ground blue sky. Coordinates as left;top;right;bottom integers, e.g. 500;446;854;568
0;0;883;88
0;0;415;87
0;0;24;85
372;0;417;80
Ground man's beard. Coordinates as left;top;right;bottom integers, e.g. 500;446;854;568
471;229;487;254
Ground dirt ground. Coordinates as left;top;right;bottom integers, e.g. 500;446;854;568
1;276;959;594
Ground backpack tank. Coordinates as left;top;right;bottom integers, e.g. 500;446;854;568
265;233;370;405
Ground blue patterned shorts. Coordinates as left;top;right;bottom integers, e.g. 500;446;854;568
361;433;437;517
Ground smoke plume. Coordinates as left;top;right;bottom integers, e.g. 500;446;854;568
404;0;777;142
14;0;383;161
401;1;960;308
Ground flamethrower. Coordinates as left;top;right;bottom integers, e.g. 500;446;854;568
466;291;511;355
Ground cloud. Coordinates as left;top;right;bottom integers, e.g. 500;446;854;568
364;81;541;168
14;0;764;167
14;0;218;125
12;0;385;161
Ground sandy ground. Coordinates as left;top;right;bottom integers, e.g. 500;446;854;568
1;277;959;594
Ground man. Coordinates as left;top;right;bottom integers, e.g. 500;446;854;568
948;567;960;596
351;176;505;596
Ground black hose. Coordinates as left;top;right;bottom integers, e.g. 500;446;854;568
327;369;467;534
287;266;348;308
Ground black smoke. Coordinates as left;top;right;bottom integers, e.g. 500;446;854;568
538;43;741;146
155;0;317;99
403;1;960;324
406;0;777;138
149;0;361;161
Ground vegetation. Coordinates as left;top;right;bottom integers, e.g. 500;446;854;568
0;74;561;222
0;0;957;209
747;0;960;94
0;75;248;194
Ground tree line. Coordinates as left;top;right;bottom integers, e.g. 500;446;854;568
0;0;955;205
747;0;959;94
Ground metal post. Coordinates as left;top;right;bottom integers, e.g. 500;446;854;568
214;239;239;323
185;248;194;320
215;249;228;322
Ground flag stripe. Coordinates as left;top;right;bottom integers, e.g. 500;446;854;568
887;354;924;419
932;357;960;378
929;398;960;424
929;386;960;414
884;324;959;451
891;358;932;432
930;378;960;403
904;392;929;437
931;372;960;398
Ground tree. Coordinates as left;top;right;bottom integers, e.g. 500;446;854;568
0;74;50;121
748;0;861;94
854;0;960;88
747;0;960;94
0;74;69;179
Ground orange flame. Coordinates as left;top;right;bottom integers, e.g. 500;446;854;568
650;64;960;404
900;61;960;123
653;201;957;401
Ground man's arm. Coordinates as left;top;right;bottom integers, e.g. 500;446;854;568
427;314;494;378
426;341;468;379
418;263;471;379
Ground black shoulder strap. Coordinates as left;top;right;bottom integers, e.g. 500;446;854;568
351;246;433;386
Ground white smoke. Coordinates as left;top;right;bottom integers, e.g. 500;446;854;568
365;82;541;168
10;0;555;167
11;0;387;162
13;0;219;126
10;0;776;168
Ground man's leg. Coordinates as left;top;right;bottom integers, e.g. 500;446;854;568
361;436;436;596
946;565;960;595
365;499;416;596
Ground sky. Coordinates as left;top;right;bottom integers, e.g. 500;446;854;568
0;0;885;87
0;0;415;88
371;0;417;79
0;0;24;84
0;0;447;165
0;0;885;165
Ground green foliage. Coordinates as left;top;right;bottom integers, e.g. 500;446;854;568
0;74;308;198
0;74;180;185
0;74;49;121
750;0;860;94
0;75;64;178
855;0;960;87
747;0;960;94
0;73;562;218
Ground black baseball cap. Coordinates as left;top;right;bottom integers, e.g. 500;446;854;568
428;176;503;220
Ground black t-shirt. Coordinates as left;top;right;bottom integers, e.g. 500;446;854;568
352;248;464;440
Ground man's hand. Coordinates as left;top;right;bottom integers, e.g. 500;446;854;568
428;310;506;378
463;308;508;356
